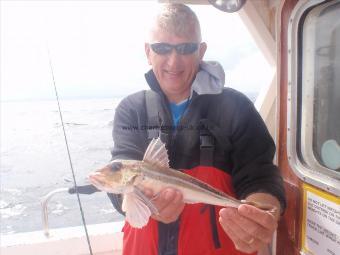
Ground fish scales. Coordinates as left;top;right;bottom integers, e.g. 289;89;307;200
138;162;241;207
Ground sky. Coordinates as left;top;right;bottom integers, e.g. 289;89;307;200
0;1;274;101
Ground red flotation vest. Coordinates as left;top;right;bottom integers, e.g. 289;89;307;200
122;166;256;255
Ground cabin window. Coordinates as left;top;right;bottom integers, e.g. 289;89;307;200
299;2;340;177
288;0;340;195
311;5;340;172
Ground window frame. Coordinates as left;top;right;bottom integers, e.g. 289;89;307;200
287;0;340;196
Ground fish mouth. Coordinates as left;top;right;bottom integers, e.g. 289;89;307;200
88;172;123;194
88;173;111;192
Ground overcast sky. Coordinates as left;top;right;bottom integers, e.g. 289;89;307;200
0;1;274;101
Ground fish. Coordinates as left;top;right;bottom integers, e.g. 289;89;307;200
88;138;274;228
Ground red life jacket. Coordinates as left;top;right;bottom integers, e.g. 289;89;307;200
122;166;256;255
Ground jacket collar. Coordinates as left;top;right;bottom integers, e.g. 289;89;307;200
144;61;225;98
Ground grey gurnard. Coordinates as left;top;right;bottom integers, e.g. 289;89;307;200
88;138;274;228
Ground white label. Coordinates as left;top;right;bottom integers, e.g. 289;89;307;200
304;191;340;255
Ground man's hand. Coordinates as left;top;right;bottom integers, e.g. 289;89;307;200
144;188;185;224
219;193;280;254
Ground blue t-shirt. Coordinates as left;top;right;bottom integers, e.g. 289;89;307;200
169;99;190;127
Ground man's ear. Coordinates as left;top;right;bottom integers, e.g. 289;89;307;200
145;43;152;65
198;42;207;60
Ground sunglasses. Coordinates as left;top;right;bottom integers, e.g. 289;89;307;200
150;42;199;55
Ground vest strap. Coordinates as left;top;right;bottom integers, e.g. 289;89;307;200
209;205;221;249
199;119;215;166
145;90;169;144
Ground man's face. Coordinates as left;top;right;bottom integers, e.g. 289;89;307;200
145;27;207;103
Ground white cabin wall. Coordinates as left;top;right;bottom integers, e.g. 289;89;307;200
238;0;279;141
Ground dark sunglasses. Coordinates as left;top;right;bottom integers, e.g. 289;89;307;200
150;42;199;55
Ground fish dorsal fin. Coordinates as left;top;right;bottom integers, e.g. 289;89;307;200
143;138;169;168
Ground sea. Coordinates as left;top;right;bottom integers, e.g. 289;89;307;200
0;93;257;235
0;98;124;235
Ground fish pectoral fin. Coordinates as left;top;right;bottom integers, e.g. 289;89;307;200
122;192;151;228
121;187;159;229
133;186;159;215
143;138;169;168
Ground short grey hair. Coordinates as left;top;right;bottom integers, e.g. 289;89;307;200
150;3;202;42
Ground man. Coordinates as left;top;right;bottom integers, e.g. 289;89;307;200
109;3;285;255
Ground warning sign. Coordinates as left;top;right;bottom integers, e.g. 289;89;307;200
301;183;340;255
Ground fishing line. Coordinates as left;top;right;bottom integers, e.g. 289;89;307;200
46;46;94;255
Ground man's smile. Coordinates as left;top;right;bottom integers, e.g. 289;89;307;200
164;70;183;76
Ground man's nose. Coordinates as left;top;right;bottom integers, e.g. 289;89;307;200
166;49;180;66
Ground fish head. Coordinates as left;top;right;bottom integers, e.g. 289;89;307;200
88;160;142;194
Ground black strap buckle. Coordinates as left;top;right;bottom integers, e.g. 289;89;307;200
200;134;215;148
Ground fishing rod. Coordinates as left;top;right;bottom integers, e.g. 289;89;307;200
46;46;94;255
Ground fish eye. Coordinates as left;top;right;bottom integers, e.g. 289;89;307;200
110;161;123;171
